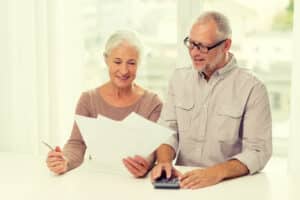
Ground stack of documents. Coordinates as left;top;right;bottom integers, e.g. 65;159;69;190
75;113;174;172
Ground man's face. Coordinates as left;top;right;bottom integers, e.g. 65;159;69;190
188;20;226;72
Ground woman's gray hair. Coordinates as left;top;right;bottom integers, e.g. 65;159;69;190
195;11;232;40
104;30;143;63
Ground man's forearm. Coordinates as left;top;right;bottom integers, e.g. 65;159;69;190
213;159;249;180
156;144;176;163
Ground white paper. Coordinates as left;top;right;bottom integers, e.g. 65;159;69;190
74;113;174;170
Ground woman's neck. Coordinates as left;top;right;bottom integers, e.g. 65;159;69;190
99;82;144;108
106;82;135;99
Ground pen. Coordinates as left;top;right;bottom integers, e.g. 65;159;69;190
42;141;67;160
42;140;54;151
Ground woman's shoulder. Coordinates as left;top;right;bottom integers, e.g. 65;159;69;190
139;87;163;107
76;86;102;108
136;87;163;122
75;86;103;117
78;87;99;100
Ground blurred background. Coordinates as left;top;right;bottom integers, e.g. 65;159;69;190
0;0;298;171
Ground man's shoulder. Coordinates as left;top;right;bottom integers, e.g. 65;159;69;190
233;67;264;87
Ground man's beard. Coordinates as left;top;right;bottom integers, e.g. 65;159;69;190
202;53;223;75
204;63;213;72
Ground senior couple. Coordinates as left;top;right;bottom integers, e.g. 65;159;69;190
46;11;272;189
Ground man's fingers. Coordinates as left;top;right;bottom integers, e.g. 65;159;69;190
151;163;175;180
189;181;204;190
180;171;193;181
151;165;162;181
173;168;183;178
164;165;173;179
180;174;197;188
186;178;202;189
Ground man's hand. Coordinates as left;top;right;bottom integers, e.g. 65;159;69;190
151;162;182;181
180;159;249;189
180;167;224;189
122;155;150;178
46;146;68;175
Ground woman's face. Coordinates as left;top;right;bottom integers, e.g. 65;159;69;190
105;42;139;89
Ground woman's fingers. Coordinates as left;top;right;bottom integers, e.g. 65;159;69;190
122;157;148;177
48;160;67;174
48;150;64;158
46;150;68;175
133;155;149;167
123;159;141;177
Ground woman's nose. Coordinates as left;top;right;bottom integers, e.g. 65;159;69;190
119;63;129;74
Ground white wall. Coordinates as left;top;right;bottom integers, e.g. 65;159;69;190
47;0;84;147
0;0;13;151
288;0;300;176
177;0;203;67
0;0;84;154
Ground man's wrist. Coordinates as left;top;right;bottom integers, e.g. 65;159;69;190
213;164;227;181
213;159;249;181
156;159;172;165
154;143;176;168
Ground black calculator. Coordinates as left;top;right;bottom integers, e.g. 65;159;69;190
153;171;180;189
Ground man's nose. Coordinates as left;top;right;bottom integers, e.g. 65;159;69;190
190;47;202;56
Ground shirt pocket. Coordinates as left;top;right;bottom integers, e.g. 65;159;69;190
175;98;194;132
216;105;243;142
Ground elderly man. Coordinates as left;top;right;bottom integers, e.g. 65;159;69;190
151;11;272;189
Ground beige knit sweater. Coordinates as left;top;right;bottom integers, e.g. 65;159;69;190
63;87;163;170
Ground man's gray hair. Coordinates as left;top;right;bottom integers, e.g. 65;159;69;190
104;30;143;62
196;11;232;40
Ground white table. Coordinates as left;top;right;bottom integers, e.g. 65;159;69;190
0;152;299;200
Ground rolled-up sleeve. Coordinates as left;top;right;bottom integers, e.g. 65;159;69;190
231;83;272;174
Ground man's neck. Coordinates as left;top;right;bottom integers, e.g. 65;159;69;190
203;53;231;81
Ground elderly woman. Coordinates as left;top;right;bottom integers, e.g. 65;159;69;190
46;30;162;177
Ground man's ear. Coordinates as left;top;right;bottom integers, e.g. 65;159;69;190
224;39;232;52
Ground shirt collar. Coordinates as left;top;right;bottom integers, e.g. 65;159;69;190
215;53;237;76
194;53;237;79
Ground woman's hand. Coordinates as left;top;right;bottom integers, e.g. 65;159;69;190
122;155;150;178
46;146;68;175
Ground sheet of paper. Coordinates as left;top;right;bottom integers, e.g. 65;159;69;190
74;113;174;171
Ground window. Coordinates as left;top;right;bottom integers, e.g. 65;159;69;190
81;0;177;99
202;0;293;156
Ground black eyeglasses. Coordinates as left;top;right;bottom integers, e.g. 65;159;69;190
184;37;227;53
